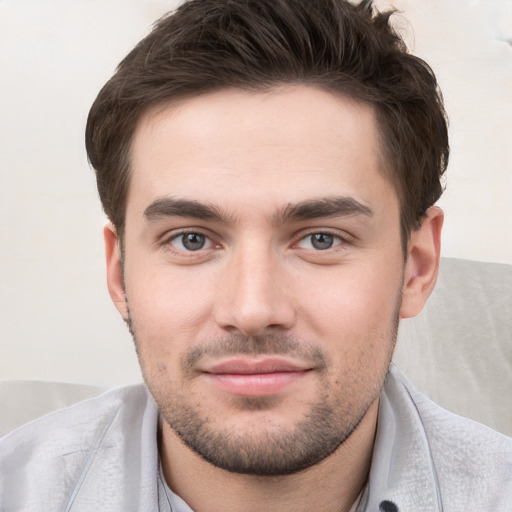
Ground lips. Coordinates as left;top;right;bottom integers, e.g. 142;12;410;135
207;358;308;374
202;357;311;396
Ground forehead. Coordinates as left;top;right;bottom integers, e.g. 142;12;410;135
127;86;396;219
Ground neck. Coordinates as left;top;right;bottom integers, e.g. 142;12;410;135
160;399;378;512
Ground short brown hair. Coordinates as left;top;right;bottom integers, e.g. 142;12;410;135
86;0;449;248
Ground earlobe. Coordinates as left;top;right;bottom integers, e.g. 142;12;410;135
400;207;444;319
104;223;129;319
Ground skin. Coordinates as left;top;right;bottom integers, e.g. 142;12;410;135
105;86;443;512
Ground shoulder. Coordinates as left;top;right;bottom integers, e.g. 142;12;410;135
390;366;512;509
0;384;154;511
412;387;512;497
0;383;148;451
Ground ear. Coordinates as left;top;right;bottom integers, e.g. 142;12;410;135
104;223;129;320
400;206;444;319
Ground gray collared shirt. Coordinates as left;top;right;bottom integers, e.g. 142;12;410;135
1;365;511;511
157;464;366;511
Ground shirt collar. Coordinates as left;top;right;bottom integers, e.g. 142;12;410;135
361;365;443;512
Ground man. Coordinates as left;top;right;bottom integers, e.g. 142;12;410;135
1;0;511;510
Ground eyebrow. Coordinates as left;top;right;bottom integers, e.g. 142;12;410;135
143;196;373;224
144;198;227;222
274;196;373;224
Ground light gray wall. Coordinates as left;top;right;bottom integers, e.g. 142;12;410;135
1;0;511;385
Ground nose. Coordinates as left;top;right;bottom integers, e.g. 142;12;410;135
214;241;296;337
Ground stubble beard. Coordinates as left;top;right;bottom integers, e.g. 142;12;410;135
127;311;400;476
158;372;370;476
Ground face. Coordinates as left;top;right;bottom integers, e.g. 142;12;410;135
107;86;421;476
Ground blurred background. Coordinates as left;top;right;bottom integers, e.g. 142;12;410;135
0;0;511;386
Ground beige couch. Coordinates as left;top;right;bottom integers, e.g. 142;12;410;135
394;257;512;436
1;257;510;438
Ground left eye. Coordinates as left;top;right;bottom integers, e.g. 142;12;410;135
169;232;212;252
297;233;343;250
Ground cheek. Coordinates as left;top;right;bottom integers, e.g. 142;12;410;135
124;261;218;352
296;261;402;353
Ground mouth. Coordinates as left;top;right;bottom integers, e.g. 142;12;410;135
201;357;313;397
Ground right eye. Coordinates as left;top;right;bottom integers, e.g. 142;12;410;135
168;232;213;252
